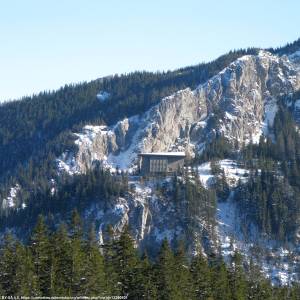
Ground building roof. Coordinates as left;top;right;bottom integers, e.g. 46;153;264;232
138;152;185;157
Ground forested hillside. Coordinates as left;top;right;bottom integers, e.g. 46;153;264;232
0;48;257;181
2;37;300;291
0;47;258;235
235;102;300;242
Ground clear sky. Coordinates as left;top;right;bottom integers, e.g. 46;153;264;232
0;0;299;102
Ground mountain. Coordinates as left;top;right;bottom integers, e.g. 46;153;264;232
2;39;300;286
57;50;300;173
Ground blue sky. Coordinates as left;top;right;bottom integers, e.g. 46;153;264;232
0;0;299;102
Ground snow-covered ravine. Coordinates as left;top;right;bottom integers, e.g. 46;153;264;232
84;177;186;251
197;159;300;285
217;193;299;285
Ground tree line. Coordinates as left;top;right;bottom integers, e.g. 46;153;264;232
0;167;128;234
1;211;299;299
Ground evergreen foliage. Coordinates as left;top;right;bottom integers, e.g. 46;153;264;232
0;166;127;233
194;135;234;164
0;213;298;299
269;37;300;56
172;174;216;240
236;103;300;241
0;48;258;202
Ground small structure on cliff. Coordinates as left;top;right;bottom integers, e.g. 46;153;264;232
138;152;185;175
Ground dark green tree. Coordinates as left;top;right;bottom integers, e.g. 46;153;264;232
30;215;52;296
190;252;213;299
14;242;39;296
51;223;72;296
229;251;247;300
83;224;106;297
69;210;86;296
173;241;194;299
155;239;178;300
114;226;140;299
210;257;231;300
0;235;17;295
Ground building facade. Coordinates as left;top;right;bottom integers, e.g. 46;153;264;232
138;152;185;175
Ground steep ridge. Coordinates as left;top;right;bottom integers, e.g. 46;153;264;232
58;50;300;173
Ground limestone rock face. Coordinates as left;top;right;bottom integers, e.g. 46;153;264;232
58;50;300;173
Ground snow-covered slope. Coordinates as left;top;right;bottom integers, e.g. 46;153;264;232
80;158;300;285
216;192;299;286
84;177;188;253
198;160;300;285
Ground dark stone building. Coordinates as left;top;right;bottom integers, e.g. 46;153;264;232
138;152;185;175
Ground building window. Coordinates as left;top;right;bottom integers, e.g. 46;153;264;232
150;158;167;173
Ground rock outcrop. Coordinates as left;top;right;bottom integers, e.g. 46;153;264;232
57;50;300;174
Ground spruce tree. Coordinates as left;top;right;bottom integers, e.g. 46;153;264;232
84;223;106;297
14;242;40;297
0;234;17;296
103;225;121;296
155;239;178;300
51;223;72;296
30;215;52;296
114;226;140;299
69;210;86;296
210;256;231;300
246;258;273;300
137;252;158;300
173;241;194;299
229;251;247;300
190;253;213;300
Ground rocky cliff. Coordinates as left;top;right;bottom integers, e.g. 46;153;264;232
57;50;300;174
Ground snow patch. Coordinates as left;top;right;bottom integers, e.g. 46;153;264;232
74;125;110;147
262;99;278;136
196;159;249;189
113;203;127;216
57;152;80;175
1;184;21;209
219;159;249;187
96;91;110;102
106;116;143;171
224;111;236;120
197;162;214;188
